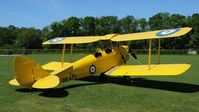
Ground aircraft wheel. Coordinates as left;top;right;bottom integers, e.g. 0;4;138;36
99;73;106;81
123;76;131;82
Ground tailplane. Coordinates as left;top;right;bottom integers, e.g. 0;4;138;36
9;56;58;88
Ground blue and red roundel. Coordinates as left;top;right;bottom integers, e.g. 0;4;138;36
156;29;180;37
49;37;65;43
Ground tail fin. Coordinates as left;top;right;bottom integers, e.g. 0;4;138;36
12;56;52;88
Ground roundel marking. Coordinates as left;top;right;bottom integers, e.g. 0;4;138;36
49;37;65;43
156;29;180;37
89;65;96;74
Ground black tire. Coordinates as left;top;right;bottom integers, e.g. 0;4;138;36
99;73;106;81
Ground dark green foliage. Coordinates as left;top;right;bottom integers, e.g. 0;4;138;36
0;26;16;48
169;14;186;28
50;22;64;37
0;13;199;49
187;14;199;49
119;15;137;33
138;18;148;32
149;12;171;30
95;16;120;35
80;16;96;36
189;33;199;49
16;28;42;49
61;17;81;36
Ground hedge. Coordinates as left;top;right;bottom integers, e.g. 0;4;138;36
0;48;198;55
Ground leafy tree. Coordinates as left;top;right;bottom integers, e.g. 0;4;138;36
187;14;199;49
119;15;138;34
169;14;186;28
188;14;199;33
95;16;120;35
189;33;199;49
42;26;53;41
149;12;171;30
0;27;15;48
50;22;64;37
0;13;198;50
62;17;81;36
80;16;96;35
138;18;148;32
16;28;42;49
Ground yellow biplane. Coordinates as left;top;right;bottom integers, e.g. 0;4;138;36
9;27;192;89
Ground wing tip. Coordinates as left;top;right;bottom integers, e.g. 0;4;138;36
182;27;192;33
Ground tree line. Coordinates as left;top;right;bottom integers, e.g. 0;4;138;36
0;12;198;50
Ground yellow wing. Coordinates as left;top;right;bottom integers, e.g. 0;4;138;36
105;64;191;76
42;27;191;45
42;34;119;45
42;36;104;45
111;27;192;41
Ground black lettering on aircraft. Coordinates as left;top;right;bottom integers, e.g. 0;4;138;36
61;74;77;83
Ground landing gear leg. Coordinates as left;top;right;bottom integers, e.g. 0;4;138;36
99;73;106;81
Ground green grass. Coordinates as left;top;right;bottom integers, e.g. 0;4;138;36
0;53;199;112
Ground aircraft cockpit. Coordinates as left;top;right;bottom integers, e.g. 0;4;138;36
95;48;102;58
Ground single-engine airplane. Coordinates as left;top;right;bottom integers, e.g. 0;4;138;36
9;27;192;89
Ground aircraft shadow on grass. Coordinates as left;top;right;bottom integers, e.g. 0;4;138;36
15;76;199;98
80;76;199;93
15;82;103;98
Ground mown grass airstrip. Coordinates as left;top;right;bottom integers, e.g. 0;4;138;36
0;53;199;112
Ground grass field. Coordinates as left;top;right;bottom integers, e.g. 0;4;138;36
0;53;199;112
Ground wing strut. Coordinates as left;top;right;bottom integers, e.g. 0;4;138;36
70;44;73;63
158;39;161;64
148;39;152;69
61;44;66;67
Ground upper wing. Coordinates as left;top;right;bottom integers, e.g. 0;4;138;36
105;64;191;76
42;27;192;45
42;36;104;45
111;27;192;41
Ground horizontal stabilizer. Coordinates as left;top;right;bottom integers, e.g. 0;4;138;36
105;64;191;76
42;62;71;71
32;75;60;89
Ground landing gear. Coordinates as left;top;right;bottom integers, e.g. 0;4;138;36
122;76;132;82
99;73;106;81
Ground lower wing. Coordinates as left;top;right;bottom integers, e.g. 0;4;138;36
105;64;191;76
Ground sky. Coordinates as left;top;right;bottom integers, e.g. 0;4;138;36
0;0;198;29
